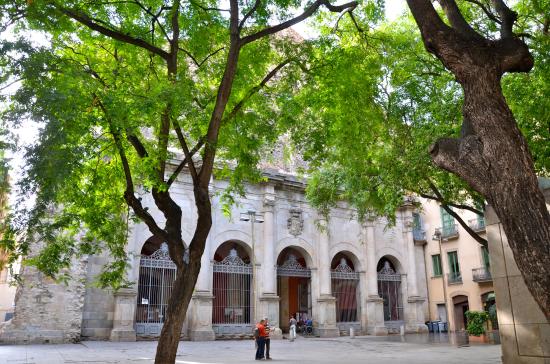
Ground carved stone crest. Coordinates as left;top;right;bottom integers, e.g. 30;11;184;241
287;208;304;237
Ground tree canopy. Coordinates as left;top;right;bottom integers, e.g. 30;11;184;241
280;1;549;231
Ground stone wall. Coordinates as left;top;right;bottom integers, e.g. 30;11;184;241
0;243;87;344
485;181;550;364
80;255;115;340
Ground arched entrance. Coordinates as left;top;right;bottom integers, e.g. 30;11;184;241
277;247;311;332
377;257;404;332
212;241;253;336
452;295;469;331
136;237;177;337
331;252;360;332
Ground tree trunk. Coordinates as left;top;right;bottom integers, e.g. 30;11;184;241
406;0;550;321
154;187;212;364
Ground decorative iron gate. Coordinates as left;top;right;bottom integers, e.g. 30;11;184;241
277;254;312;328
377;261;404;326
331;258;360;326
136;243;177;336
212;249;253;336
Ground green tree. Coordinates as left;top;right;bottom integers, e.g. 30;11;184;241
283;0;550;320
0;0;357;362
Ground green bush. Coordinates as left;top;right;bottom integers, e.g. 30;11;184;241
465;310;489;336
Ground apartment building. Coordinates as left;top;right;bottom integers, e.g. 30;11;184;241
414;199;495;332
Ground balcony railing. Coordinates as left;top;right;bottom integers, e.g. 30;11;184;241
413;228;426;243
435;224;459;240
468;218;486;232
472;267;492;282
447;272;462;285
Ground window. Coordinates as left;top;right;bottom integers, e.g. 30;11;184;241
413;213;422;230
431;254;442;277
481;246;490;270
440;207;456;236
447;251;460;275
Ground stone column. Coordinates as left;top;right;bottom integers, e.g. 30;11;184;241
259;191;282;338
262;193;277;294
110;288;137;341
189;218;215;341
364;218;387;335
401;208;428;333
315;218;339;338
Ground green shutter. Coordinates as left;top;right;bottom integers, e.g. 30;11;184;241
481;246;490;269
431;255;442;276
447;251;460;274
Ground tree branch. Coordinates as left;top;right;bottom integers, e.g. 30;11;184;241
96;97;167;240
222;59;292;123
464;0;502;25
172;121;199;183
57;6;170;60
420;194;484;216
167;137;205;187
492;0;517;38
189;0;230;12
180;46;226;68
438;0;483;39
240;0;358;45
239;0;261;30
425;182;487;246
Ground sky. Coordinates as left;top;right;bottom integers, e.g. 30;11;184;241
3;0;409;208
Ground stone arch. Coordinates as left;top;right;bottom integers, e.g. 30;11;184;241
376;253;404;274
212;240;252;264
329;243;363;272
450;291;470;299
210;230;252;261
275;237;315;268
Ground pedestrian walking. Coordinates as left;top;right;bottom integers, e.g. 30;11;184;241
264;317;272;360
255;319;267;360
289;315;297;342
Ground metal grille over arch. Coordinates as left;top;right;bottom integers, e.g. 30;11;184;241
331;256;360;325
377;258;404;328
212;247;253;336
136;243;177;337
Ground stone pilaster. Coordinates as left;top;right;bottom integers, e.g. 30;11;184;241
109;288;137;341
259;294;282;339
262;193;277;295
315;218;339;337
401;208;428;333
188;290;215;341
316;295;339;337
363;219;388;335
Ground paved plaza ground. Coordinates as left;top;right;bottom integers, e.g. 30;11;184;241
0;334;502;364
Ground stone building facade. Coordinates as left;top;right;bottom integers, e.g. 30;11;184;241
0;167;429;343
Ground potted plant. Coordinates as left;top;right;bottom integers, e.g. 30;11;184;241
465;310;490;343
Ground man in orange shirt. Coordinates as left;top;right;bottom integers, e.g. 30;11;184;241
255;319;267;360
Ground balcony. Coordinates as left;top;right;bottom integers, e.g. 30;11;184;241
472;267;492;283
468;218;486;233
447;272;462;285
413;228;427;244
435;224;459;240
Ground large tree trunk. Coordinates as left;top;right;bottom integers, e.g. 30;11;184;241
154;187;213;364
406;0;550;321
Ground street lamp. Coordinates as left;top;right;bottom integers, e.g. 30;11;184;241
240;209;264;323
432;229;449;331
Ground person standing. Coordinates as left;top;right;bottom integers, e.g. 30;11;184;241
255;319;267;360
264;317;272;360
289;315;297;342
